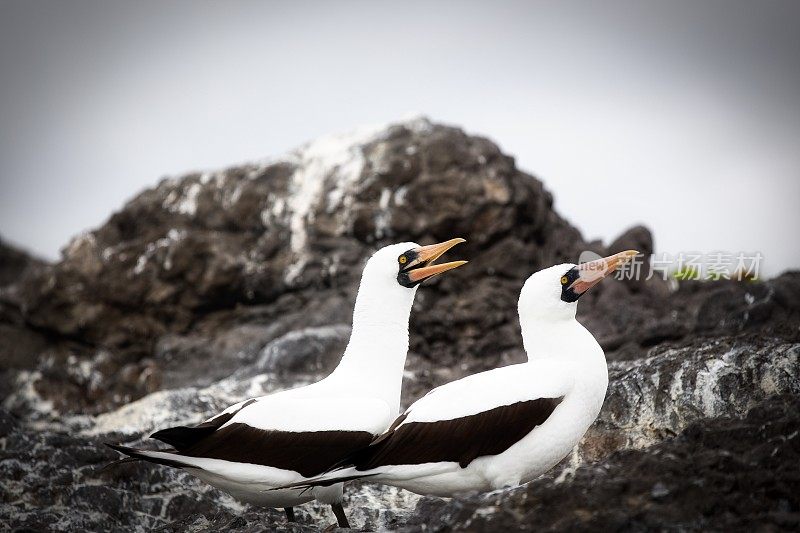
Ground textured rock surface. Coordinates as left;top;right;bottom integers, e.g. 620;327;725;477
0;239;44;287
2;118;589;417
401;394;800;532
1;118;798;531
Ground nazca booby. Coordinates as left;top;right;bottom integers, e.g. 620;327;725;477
107;239;466;527
275;250;638;498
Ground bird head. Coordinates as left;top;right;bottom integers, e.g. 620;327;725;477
518;250;639;322
395;238;468;288
362;238;467;290
353;238;467;322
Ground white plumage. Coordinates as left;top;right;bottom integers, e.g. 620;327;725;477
107;239;466;526
280;251;637;498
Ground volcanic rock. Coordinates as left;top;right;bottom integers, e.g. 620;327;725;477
0;118;798;531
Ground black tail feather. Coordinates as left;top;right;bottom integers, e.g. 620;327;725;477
105;442;140;457
104;442;192;470
98;455;140;472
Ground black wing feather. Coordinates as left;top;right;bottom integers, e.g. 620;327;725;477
112;397;376;477
179;424;375;477
150;398;257;450
349;397;564;470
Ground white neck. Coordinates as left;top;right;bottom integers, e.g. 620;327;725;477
324;281;416;415
520;315;605;367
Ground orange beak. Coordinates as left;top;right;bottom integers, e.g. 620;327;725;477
569;250;640;295
404;238;468;283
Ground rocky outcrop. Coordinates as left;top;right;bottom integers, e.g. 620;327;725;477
402;394;800;532
3;118;590;416
3;336;795;532
1;118;798;531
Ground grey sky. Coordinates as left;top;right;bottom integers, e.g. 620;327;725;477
1;1;799;276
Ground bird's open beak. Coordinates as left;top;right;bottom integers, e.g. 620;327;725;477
405;238;468;283
569;250;640;295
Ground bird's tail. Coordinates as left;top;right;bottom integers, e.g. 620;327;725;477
104;442;195;470
98;455;141;472
268;466;379;494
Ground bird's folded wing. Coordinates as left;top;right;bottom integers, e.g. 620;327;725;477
350;396;564;470
402;359;572;423
151;396;391;478
345;362;574;470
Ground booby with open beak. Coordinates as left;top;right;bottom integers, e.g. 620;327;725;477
106;239;467;528
275;251;638;498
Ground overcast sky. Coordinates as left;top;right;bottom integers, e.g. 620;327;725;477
1;1;798;276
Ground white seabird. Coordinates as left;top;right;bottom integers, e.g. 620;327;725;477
277;251;638;498
107;239;466;527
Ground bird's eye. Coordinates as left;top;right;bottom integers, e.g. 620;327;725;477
560;276;569;285
399;256;408;264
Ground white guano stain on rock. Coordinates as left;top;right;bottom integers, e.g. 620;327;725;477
131;229;185;275
85;389;229;437
165;182;202;216
394;185;409;206
63;232;97;258
2;371;55;418
374;188;393;238
278;123;387;283
601;341;799;453
694;356;732;417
